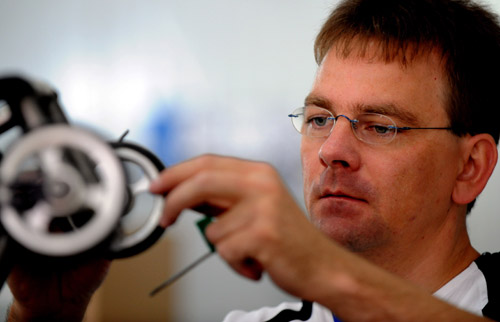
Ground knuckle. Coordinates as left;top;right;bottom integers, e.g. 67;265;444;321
253;161;277;177
216;242;235;262
247;162;281;190
248;201;280;241
195;154;218;168
193;170;215;187
254;222;278;245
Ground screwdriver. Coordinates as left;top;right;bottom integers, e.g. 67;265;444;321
149;216;215;296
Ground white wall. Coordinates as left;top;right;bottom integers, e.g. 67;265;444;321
0;1;499;321
0;1;332;320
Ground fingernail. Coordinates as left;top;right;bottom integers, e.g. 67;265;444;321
160;216;172;228
149;179;161;192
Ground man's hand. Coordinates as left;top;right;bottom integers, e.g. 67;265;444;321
7;255;110;321
149;154;335;298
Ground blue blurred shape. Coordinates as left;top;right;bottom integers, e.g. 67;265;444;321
143;99;187;167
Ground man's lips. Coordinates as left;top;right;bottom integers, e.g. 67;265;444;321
310;169;374;207
313;190;369;219
319;191;367;203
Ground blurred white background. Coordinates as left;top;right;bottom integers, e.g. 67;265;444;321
0;0;499;321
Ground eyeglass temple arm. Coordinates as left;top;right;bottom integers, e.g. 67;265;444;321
395;126;453;131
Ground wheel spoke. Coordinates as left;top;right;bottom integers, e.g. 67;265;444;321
129;176;150;195
39;148;65;177
24;201;53;233
84;184;104;210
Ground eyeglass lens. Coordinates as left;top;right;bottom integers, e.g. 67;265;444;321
289;106;398;145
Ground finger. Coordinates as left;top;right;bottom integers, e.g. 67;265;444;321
233;258;264;281
204;200;254;244
205;200;272;280
191;202;228;217
208;222;265;280
160;170;246;227
150;154;250;194
215;230;265;281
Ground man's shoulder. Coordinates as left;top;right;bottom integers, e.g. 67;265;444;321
476;252;500;266
475;251;500;280
475;252;500;320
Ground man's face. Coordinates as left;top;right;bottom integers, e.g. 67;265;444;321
301;46;465;256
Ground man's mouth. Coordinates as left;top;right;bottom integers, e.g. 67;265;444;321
320;190;367;203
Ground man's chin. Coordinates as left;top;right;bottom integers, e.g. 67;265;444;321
311;215;390;253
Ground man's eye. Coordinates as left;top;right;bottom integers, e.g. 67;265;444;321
361;122;395;136
310;117;328;127
373;125;390;134
305;115;330;127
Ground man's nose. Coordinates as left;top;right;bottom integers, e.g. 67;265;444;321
318;117;361;170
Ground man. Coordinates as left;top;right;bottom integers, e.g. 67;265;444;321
6;0;500;321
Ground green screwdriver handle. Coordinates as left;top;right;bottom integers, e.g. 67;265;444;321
196;217;215;252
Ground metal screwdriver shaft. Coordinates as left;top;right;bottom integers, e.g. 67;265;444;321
149;250;214;296
150;216;216;297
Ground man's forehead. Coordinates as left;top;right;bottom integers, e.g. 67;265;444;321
308;40;450;126
322;36;447;69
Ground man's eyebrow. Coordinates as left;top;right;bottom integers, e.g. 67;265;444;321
304;95;419;126
355;103;419;126
304;94;332;109
304;95;420;125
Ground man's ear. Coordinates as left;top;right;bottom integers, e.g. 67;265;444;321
453;134;498;206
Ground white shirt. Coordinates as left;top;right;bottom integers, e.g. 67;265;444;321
433;261;488;316
222;261;488;322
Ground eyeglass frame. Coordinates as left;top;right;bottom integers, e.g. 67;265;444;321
288;106;453;145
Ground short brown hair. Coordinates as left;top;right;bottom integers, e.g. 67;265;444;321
315;0;500;144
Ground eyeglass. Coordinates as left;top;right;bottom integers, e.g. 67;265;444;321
288;106;453;145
